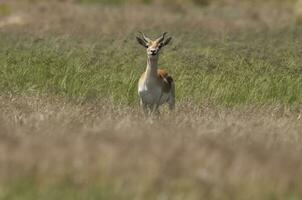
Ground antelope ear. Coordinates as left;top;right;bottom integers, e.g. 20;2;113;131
163;37;172;46
136;37;148;48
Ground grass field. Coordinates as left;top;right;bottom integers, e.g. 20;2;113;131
1;0;302;199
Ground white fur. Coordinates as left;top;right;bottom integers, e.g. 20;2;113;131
138;56;175;115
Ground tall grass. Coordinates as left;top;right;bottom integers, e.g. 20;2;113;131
1;28;302;107
1;96;302;200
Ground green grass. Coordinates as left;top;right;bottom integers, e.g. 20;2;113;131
0;179;128;200
1;28;302;107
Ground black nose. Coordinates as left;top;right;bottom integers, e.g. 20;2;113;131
151;50;157;55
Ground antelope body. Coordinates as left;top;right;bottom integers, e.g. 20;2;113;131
136;32;175;115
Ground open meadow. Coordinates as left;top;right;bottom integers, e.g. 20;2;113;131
1;0;302;199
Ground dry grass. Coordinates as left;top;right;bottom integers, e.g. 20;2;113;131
1;96;302;199
0;0;295;36
1;1;302;199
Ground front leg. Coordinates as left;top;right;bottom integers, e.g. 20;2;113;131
140;98;149;116
151;93;162;117
150;103;160;116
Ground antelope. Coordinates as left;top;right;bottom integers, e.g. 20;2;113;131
136;32;175;115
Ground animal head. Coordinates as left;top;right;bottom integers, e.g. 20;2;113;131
136;32;172;57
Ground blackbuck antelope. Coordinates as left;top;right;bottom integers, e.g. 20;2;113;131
136;32;175;115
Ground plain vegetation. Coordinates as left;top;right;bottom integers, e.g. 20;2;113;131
1;0;302;199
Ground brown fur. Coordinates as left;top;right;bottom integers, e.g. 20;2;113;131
139;69;173;93
157;69;173;93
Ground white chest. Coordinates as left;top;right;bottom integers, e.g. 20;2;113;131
138;84;170;105
138;80;160;102
138;79;170;105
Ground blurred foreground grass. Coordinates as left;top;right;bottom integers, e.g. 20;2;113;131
1;96;302;200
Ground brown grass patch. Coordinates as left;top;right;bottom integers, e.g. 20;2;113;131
1;96;302;199
1;0;295;37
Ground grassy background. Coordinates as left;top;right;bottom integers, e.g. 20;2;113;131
1;1;302;200
3;31;302;107
1;17;302;107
